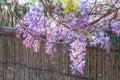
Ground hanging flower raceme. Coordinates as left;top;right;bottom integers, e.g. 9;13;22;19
69;33;87;75
16;5;44;52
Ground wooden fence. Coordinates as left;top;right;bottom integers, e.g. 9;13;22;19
0;27;120;80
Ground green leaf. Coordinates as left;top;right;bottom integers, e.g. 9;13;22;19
111;38;116;44
105;0;111;4
111;36;120;44
60;0;80;13
83;31;92;41
30;0;35;4
53;0;58;4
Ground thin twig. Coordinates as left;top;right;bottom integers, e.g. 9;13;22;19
89;0;97;14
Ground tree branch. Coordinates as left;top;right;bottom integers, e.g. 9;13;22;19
90;7;120;26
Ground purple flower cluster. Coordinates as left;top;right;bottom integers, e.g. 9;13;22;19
111;21;120;35
69;33;86;75
16;5;44;52
16;2;90;75
90;32;111;53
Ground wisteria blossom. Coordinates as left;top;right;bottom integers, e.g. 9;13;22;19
15;0;120;75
